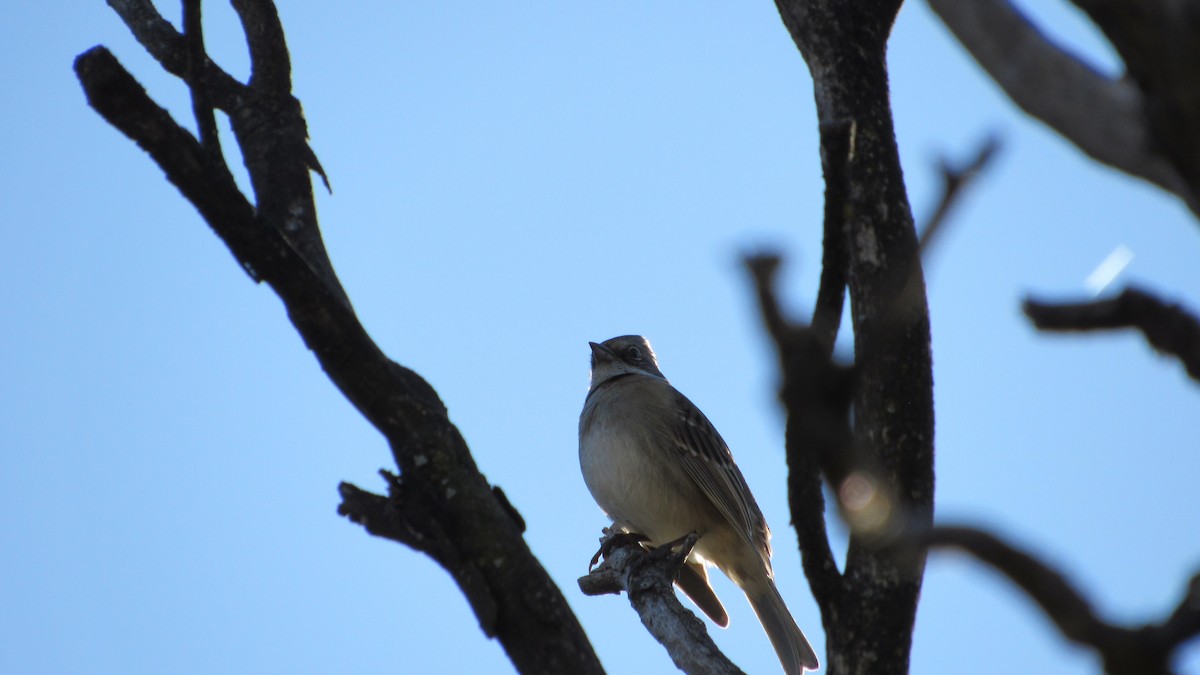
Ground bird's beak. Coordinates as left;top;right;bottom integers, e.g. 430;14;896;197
588;341;615;365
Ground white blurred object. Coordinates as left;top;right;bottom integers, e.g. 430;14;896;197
1084;244;1134;296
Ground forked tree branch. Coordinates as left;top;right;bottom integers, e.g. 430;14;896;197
76;3;601;673
108;0;244;111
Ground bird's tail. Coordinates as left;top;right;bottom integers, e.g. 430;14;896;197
744;576;819;674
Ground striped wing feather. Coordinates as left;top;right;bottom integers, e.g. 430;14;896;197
666;391;772;569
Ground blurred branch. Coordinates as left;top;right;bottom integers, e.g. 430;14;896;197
76;3;601;673
916;526;1107;643
914;525;1200;675
1068;0;1200;215
747;255;912;548
746;253;848;618
1023;286;1200;382
918;134;1002;257
1160;573;1200;652
578;533;745;675
926;0;1200;217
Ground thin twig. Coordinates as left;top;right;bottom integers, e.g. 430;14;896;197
918;134;1001;257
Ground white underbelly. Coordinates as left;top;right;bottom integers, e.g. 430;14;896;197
579;413;709;546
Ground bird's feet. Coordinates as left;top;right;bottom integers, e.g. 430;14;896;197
590;528;650;571
650;531;700;567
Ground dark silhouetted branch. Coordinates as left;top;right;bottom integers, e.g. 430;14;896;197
915;525;1200;675
77;4;601;672
746;254;846;619
927;0;1199;217
108;0;244;111
230;0;292;96
182;0;222;164
918;526;1107;643
1024;287;1200;382
1159;572;1200;652
75;47;262;277
1067;0;1200;215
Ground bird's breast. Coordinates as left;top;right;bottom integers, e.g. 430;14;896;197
578;383;712;545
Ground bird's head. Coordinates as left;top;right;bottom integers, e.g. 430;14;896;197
588;335;666;386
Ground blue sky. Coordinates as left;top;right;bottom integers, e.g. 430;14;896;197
3;2;1198;674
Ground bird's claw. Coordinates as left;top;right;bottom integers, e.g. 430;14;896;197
589;529;650;571
652;531;700;566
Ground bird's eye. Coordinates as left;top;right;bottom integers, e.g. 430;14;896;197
625;346;642;360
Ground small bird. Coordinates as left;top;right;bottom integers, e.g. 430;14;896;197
579;335;819;674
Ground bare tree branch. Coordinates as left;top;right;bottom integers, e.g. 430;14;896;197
926;0;1199;217
218;0;336;302
76;4;602;671
579;534;745;675
770;2;935;671
914;525;1200;675
1023;286;1200;382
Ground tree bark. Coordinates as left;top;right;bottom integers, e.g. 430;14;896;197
770;2;936;674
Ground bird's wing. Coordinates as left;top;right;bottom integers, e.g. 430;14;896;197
667;390;772;568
